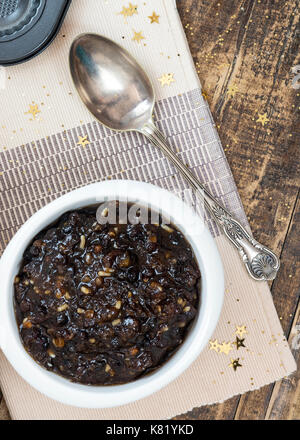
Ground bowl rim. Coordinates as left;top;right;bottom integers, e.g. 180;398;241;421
0;180;224;408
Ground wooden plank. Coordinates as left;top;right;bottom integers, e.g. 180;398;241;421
235;193;300;419
265;196;300;420
266;303;300;420
174;396;239;420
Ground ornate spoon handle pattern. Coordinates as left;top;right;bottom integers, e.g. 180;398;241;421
209;204;279;280
142;122;280;281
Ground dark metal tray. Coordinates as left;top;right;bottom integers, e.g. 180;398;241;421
0;0;71;66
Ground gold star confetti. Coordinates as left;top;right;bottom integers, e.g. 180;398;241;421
132;30;145;43
234;337;246;350
120;6;128;17
25;104;41;119
209;339;219;353
218;341;233;355
158;73;175;87
229;358;242;371
227;84;239;98
235;325;248;338
128;2;138;15
256;112;270;126
202;89;209;100
148;11;160;23
120;3;138;18
77;135;90;148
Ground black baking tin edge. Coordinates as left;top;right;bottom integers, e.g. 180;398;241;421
0;0;72;66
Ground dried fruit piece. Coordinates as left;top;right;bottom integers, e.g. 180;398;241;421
150;281;163;292
115;300;122;310
85;310;94;319
102;207;109;217
98;270;113;277
149;234;157;243
57;304;69;312
130;347;139;356
161;224;174;233
119;254;131;268
53;337;65;348
22;318;32;329
47;349;56;358
94;244;102;254
95;277;103;287
79;235;86;249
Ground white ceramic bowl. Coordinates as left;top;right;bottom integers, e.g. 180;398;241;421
0;180;224;408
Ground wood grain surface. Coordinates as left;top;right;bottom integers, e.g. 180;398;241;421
0;0;299;420
175;0;300;420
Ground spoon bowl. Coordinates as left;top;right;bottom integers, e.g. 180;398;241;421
69;33;154;131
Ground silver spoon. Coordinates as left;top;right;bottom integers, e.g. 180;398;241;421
69;33;279;281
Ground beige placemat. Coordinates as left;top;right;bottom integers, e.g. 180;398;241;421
0;0;296;420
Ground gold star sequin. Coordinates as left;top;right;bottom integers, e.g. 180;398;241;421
229;358;242;371
149;11;160;23
227;84;239;98
234;337;246;350
77;135;90;148
218;341;233;355
128;2;138;15
120;6;129;16
256;112;269;126
132;30;145;43
209;339;219;353
158;73;175;87
235;325;248;338
25;104;40;119
120;3;138;18
202;89;209;100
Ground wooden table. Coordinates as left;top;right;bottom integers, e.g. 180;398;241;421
0;0;299;420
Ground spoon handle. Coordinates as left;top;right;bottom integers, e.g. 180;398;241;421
142;122;280;281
